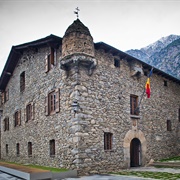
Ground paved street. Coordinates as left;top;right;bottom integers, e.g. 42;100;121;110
63;174;152;180
0;171;23;180
0;171;152;180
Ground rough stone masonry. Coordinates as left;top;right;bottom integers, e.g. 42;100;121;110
0;18;180;175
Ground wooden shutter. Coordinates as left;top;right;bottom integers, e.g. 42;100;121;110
1;92;4;104
45;96;49;115
24;107;27;122
7;118;9;130
31;102;35;120
18;110;21;126
6;89;9;101
4;119;6;131
50;47;54;65
14;113;16;127
45;55;49;72
54;49;57;66
55;88;60;113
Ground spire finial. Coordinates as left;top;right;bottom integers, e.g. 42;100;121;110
74;7;80;19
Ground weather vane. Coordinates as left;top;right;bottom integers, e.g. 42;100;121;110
74;7;80;18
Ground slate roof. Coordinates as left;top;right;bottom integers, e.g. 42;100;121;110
63;19;92;37
0;34;180;91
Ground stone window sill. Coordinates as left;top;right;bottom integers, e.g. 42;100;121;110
130;115;141;119
104;150;115;153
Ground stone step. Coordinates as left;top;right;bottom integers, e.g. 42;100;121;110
151;162;180;168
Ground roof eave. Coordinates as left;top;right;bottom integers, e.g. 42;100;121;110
94;41;180;84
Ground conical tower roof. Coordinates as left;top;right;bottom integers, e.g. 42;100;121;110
64;19;92;37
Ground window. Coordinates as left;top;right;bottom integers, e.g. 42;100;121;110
16;143;20;156
167;120;172;131
26;103;34;122
104;132;113;150
130;95;139;115
1;89;9;104
20;71;25;92
28;142;32;157
4;117;9;131
114;59;120;68
14;110;21;127
45;89;60;115
164;80;167;87
49;139;55;156
45;47;55;72
6;144;8;155
144;71;148;76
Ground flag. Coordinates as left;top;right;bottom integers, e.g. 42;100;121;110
145;78;151;98
145;68;153;98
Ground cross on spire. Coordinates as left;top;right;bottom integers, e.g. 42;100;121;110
74;7;80;18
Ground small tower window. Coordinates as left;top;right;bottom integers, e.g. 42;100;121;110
114;59;120;68
20;71;25;92
167;120;171;131
164;80;167;87
104;132;113;150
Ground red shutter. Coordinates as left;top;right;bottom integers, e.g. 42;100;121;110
45;55;49;72
55;88;60;113
45;96;49;116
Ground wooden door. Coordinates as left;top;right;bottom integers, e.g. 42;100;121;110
130;138;141;167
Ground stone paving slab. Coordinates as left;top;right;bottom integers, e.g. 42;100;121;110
63;174;154;180
127;166;180;174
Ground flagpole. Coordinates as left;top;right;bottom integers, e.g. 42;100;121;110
135;67;153;114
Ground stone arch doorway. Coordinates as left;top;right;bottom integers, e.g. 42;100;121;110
130;138;141;167
123;130;147;168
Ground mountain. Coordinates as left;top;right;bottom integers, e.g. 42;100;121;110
126;35;180;79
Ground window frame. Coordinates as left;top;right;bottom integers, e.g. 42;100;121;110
104;132;113;151
26;103;34;122
28;142;32;157
164;80;168;87
45;89;60;115
49;139;55;157
6;144;8;156
16;143;20;156
20;71;25;92
130;95;139;115
167;120;172;131
4;117;9;131
14;110;21;127
45;47;55;72
114;59;120;68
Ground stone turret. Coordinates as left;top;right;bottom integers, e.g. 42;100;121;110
60;19;96;75
62;18;94;58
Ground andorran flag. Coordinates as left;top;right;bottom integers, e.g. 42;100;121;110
145;78;151;98
145;68;153;98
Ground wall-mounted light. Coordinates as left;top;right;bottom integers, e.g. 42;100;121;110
71;101;80;113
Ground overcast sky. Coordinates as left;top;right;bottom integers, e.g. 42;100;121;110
0;0;180;75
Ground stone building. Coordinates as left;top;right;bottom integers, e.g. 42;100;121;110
0;18;180;174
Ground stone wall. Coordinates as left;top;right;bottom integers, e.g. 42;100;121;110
1;43;180;175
